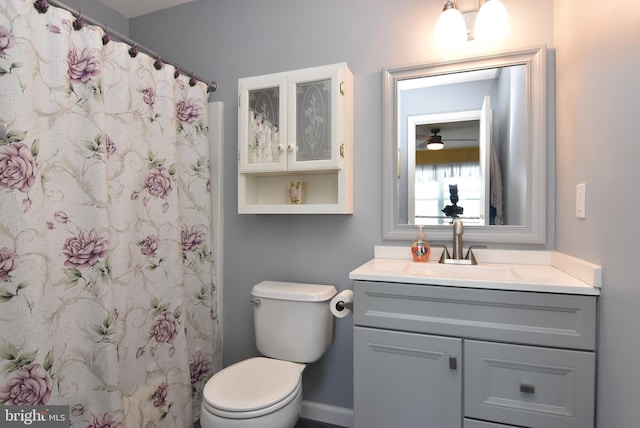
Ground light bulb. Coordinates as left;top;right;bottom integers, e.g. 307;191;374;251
475;0;509;42
434;5;467;48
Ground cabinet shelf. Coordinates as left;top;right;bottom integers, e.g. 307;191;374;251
239;170;349;214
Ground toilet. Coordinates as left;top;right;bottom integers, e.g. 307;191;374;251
200;280;337;428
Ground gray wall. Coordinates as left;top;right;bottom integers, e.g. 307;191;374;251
554;0;640;426
128;0;556;410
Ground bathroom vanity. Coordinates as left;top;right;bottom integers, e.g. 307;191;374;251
350;247;601;428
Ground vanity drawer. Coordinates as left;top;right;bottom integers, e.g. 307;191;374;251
464;340;595;428
464;419;519;428
354;281;597;350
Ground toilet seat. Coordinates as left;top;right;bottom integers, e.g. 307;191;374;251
202;357;303;419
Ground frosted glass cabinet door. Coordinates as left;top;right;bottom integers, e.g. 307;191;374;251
238;74;288;172
287;64;348;171
294;78;332;162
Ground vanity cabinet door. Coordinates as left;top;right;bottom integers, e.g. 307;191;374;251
354;326;462;428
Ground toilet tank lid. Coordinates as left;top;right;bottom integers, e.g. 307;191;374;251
252;281;337;302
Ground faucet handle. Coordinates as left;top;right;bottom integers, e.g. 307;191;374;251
464;246;487;264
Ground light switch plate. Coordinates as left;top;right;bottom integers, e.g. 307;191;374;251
576;183;586;219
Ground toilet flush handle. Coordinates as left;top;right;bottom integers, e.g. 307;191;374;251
249;298;261;307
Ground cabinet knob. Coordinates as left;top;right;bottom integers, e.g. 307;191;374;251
287;144;294;152
277;144;284;152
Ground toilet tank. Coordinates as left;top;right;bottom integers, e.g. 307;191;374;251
251;281;337;363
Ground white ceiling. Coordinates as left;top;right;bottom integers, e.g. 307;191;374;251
98;0;197;19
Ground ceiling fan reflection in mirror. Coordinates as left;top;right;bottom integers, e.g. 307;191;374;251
417;127;478;151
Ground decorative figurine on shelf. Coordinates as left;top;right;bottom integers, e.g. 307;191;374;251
288;180;303;204
442;184;464;222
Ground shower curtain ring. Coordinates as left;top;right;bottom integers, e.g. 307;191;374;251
189;74;197;87
129;44;139;57
0;121;8;141
102;26;111;45
33;0;50;14
73;12;84;31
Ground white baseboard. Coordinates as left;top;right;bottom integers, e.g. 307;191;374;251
300;401;354;427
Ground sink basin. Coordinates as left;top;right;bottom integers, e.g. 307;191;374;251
350;249;601;295
403;262;521;282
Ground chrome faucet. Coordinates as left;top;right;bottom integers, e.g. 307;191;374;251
452;219;464;260
437;219;486;265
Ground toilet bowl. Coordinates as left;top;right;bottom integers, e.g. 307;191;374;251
200;281;337;428
201;358;304;428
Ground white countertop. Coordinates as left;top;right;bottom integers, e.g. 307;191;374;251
349;246;601;295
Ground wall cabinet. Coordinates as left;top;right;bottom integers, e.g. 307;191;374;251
238;63;353;214
353;281;597;428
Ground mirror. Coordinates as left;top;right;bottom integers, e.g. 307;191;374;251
383;47;547;243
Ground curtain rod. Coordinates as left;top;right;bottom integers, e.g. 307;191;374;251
36;0;217;94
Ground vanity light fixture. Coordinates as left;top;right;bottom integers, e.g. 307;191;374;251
434;1;467;48
474;0;509;41
434;0;510;48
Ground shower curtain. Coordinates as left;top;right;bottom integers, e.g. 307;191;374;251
0;1;221;426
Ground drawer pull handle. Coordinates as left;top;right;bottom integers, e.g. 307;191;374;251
520;383;535;394
449;356;457;370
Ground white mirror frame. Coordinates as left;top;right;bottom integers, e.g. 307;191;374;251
382;46;547;244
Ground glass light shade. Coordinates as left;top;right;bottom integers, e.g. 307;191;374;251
474;0;510;42
426;141;444;151
434;7;467;48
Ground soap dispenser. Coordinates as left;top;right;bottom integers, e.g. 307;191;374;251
411;225;430;262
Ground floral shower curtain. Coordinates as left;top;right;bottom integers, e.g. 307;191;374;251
0;1;221;426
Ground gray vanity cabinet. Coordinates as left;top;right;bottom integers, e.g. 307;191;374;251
353;280;597;428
